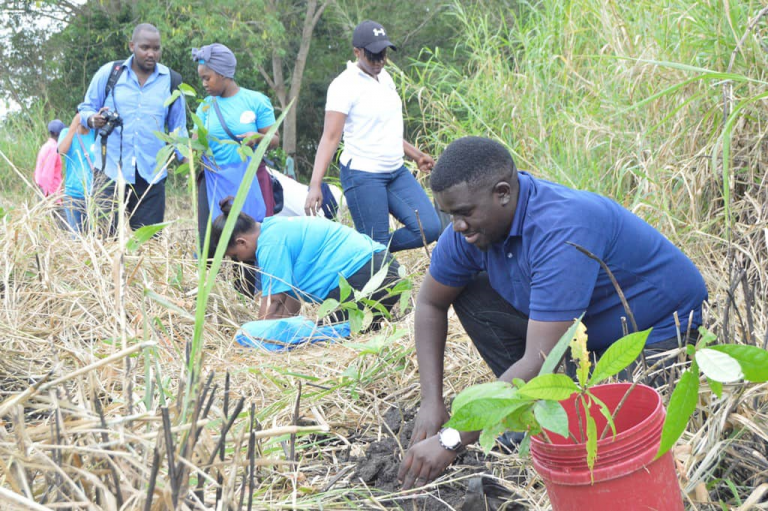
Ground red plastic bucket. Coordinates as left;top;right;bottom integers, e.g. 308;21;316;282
530;383;683;511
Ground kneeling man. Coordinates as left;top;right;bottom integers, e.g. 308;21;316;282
398;136;707;489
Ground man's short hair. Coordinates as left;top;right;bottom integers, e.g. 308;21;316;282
431;136;517;193
132;23;160;41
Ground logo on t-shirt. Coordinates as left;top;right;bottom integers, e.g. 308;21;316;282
240;111;256;124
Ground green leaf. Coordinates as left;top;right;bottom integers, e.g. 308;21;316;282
361;308;374;331
345;334;393;355
127;222;173;252
697;326;717;348
518;433;531;457
501;403;536;431
174;162;190;176
338;276;352;303
348;308;364;334
707;378;723;399
360;260;390;297
589;329;651;385
164;88;181;107
317;298;339;319
445;398;531;432
586;411;598;475
398;288;412;314
533;400;569;438
586;390;616;438
695;348;743;383
518;374;580;401
451;381;518;414
144;289;194;321
657;366;699;459
179;83;197;96
478;422;507;454
539;315;584;375
709;345;768;382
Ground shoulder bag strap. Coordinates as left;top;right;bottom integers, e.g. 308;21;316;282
211;98;240;142
75;133;96;171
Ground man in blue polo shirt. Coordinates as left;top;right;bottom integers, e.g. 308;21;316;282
79;23;187;232
398;136;708;489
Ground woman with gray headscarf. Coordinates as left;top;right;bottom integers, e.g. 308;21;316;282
192;43;280;245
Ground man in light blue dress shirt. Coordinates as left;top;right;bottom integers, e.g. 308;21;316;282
78;23;187;231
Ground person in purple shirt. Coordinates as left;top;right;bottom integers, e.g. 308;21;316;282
78;23;187;232
398;136;708;490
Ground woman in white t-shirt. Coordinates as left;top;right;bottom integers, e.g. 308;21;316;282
305;20;441;252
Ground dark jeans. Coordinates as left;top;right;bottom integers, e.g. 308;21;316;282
95;171;166;234
324;250;402;327
453;273;691;388
340;162;441;253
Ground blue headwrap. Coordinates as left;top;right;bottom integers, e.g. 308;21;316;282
192;43;237;79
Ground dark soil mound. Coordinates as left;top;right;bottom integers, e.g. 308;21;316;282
351;407;527;510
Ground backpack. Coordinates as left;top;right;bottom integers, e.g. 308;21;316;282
104;60;182;107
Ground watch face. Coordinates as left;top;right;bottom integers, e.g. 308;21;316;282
441;428;461;449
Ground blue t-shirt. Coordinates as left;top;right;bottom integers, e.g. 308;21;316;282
59;127;97;199
257;216;386;302
430;172;708;349
196;88;276;166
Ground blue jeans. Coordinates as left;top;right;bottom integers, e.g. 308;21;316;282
64;196;87;234
340;162;441;252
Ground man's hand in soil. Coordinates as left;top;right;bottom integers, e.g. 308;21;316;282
398;435;457;490
409;402;449;447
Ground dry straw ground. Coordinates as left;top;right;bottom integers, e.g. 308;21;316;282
0;144;766;510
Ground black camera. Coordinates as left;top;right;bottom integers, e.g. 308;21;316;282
99;109;123;137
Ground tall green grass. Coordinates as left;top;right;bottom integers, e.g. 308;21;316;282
402;0;768;241
0;101;53;196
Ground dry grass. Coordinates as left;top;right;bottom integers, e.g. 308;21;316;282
1;148;767;511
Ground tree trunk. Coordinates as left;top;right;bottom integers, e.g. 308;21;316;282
281;0;333;157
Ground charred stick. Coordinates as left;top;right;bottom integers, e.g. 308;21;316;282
290;382;302;463
247;403;257;511
143;446;161;511
206;397;246;470
414;209;431;259
161;407;179;508
93;392;124;508
217;372;231;505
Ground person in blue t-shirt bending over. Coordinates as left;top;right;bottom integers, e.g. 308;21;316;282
58;112;98;233
209;197;402;324
398;136;708;490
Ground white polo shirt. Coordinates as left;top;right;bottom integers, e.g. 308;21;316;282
325;61;404;173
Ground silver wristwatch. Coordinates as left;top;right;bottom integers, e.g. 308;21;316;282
438;427;462;451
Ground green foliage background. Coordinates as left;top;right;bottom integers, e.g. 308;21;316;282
2;0;768;249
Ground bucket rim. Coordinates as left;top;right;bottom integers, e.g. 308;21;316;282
530;382;662;451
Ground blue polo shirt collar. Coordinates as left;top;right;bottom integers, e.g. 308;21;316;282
507;171;532;239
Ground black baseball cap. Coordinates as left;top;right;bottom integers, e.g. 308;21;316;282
352;20;397;53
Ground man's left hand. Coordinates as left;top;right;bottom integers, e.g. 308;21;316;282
398;434;458;490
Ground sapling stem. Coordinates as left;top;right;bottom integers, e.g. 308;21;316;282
574;393;585;443
598;349;683;440
566;242;648;376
